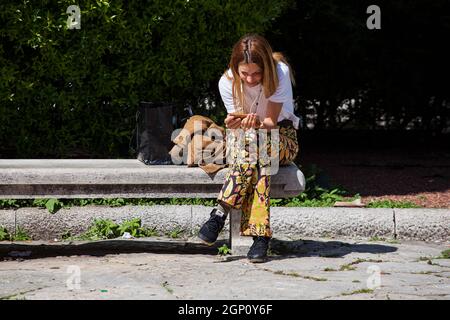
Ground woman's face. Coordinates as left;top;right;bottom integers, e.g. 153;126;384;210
238;63;262;87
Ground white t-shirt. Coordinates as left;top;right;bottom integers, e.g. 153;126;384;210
218;61;300;129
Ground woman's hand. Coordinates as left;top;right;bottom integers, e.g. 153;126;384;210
224;114;242;129
240;113;260;130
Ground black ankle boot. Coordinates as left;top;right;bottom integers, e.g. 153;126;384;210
247;236;270;263
198;208;227;245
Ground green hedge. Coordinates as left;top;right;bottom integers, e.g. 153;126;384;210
0;0;292;157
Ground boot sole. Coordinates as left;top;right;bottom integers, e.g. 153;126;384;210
248;256;267;263
197;233;216;246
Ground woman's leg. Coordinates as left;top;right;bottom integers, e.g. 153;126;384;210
217;125;298;236
216;161;271;237
240;125;299;237
217;162;256;211
240;165;272;237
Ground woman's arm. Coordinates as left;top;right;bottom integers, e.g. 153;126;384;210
258;62;292;130
219;72;243;129
240;101;282;130
218;73;235;113
260;101;282;130
241;101;283;130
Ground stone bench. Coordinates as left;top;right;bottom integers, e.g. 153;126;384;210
0;159;306;254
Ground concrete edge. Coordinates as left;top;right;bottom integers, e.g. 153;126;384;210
0;206;448;242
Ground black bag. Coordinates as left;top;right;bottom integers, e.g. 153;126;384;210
132;101;174;165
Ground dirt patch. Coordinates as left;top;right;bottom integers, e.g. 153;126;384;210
299;146;450;208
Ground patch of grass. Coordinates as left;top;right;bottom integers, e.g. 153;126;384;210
412;271;435;275
0;292;28;300
162;281;173;294
61;230;72;240
352;280;361;283
385;239;400;244
0;199;20;209
367;199;421;208
418;256;436;265
0;226;11;241
324;267;337;272
273;270;284;275
73;218;160;241
81;219;121;240
31;198;63;213
270;164;355;207
342;288;374;296
303;276;328;282
273;270;298;277
271;187;349;207
1;226;32;241
271;269;326;281
370;237;400;244
45;198;62;213
161;283;171;293
166;227;184;239
352;258;383;264
140;227;159;237
369;236;386;242
339;264;357;271
438;249;450;259
218;244;231;256
13;227;31;241
0;197;218;211
338;258;382;271
118;218;143;238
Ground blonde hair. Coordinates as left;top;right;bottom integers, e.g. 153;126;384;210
225;34;295;112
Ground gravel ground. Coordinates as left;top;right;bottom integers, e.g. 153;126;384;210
300;147;450;208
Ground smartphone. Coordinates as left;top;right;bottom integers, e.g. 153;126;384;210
229;112;248;119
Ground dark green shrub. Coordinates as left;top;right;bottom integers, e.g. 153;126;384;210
0;0;291;157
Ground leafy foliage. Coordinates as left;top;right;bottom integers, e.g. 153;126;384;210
367;199;420;208
165;227;184;239
0;226;10;241
218;244;231;255
44;198;63;213
82;219;121;240
0;226;32;241
14;227;32;241
76;217;159;240
0;0;291;157
271;163;349;207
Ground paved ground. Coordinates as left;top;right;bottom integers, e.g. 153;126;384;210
0;237;449;300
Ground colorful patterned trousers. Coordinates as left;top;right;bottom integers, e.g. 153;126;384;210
217;122;299;237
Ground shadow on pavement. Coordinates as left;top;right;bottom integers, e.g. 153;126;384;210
268;238;398;261
0;238;229;260
0;238;398;261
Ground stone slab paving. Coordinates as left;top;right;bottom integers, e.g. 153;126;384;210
0;236;448;300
